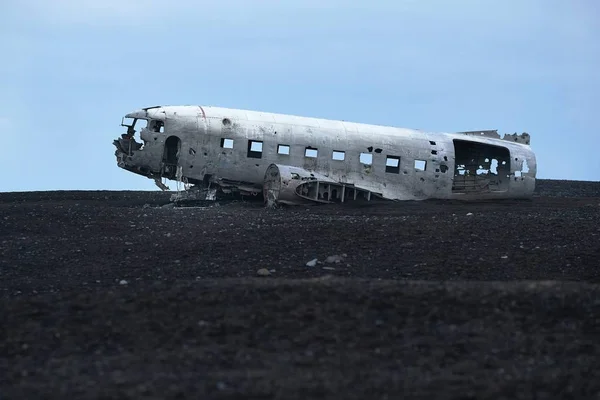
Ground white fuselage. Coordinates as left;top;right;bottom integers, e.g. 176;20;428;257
114;105;536;201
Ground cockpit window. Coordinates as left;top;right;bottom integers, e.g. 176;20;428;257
122;117;135;127
122;118;147;136
122;117;147;130
135;119;148;130
149;120;164;133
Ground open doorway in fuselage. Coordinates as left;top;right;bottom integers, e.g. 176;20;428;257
452;139;511;193
163;136;181;165
162;136;181;179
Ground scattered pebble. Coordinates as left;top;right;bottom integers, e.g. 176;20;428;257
306;259;318;267
256;268;271;276
119;280;128;285
466;212;474;216
325;255;344;263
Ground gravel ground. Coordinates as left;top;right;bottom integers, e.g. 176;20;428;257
1;179;599;399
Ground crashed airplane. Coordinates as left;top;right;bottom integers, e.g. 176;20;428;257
113;105;536;206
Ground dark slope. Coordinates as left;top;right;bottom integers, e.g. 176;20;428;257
1;179;599;399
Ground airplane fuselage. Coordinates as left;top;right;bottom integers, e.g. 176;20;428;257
113;105;536;204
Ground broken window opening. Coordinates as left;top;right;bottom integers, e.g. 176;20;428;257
134;118;148;131
490;159;498;174
452;139;510;193
247;140;263;159
440;164;449;173
414;160;427;171
476;165;488;174
375;148;382;154
305;147;318;158
277;144;290;155
121;117;135;127
332;150;345;161
367;146;373;153
385;156;400;174
360;153;373;165
117;118;145;154
429;141;436;145
221;138;234;149
431;150;438;155
149;120;164;133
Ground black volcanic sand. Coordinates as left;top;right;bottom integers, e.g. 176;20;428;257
1;179;600;399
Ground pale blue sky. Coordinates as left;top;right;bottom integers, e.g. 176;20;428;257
1;0;598;191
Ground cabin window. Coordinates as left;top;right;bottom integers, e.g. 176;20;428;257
360;153;373;165
305;147;318;158
221;138;234;149
386;156;400;174
332;150;345;161
277;144;290;155
247;140;263;159
414;160;427;171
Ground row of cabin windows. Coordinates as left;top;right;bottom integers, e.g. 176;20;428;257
220;138;428;174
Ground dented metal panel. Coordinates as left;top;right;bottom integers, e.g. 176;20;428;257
113;105;537;206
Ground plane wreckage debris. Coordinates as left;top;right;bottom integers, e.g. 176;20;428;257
113;105;536;207
169;186;217;206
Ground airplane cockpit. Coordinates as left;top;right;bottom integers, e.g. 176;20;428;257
114;117;145;156
115;107;167;155
113;106;184;189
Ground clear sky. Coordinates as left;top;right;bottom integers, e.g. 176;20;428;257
2;0;598;191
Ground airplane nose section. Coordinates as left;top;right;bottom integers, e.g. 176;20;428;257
124;110;148;119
